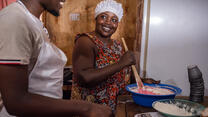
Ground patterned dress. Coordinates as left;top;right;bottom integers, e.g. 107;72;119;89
71;33;131;111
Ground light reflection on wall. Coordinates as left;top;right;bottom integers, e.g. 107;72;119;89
150;16;163;25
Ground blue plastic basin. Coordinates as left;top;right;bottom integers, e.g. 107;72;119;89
126;83;182;107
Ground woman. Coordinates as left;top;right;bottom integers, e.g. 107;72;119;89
71;0;159;111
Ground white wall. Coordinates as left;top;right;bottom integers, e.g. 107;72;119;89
140;0;208;96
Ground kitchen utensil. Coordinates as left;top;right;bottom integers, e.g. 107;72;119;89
126;83;182;107
152;99;205;117
121;37;143;88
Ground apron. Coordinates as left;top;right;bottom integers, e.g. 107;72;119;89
0;1;67;117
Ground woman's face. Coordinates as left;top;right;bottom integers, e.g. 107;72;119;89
95;11;119;38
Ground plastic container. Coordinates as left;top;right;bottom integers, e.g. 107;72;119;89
152;99;205;117
187;65;204;103
126;83;182;107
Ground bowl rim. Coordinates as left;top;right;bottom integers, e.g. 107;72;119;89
152;99;205;117
126;83;182;96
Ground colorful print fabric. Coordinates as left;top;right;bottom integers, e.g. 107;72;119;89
71;33;131;111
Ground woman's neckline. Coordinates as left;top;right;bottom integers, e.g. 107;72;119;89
90;32;114;47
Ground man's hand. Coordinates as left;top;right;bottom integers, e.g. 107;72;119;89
86;103;113;117
0;93;3;111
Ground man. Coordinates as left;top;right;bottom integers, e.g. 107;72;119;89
0;0;113;117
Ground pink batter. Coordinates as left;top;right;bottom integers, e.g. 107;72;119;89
132;86;174;95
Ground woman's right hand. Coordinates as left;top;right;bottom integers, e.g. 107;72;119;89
119;51;136;67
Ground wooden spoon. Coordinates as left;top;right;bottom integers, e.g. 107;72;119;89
121;37;144;88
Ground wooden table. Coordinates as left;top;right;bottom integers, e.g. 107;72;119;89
115;95;208;117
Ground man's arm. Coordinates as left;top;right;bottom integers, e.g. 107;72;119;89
0;64;112;117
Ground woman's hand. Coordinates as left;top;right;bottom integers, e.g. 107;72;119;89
119;51;136;67
142;78;160;84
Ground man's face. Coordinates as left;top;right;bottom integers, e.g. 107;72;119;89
95;11;119;38
41;0;65;17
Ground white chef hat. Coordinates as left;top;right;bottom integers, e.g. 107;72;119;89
95;0;123;22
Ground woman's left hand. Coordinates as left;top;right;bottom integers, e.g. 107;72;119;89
142;78;160;84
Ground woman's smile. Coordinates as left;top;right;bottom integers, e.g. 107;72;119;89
102;25;111;32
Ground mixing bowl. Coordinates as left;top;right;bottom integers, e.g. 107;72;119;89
152;99;205;117
126;83;182;107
